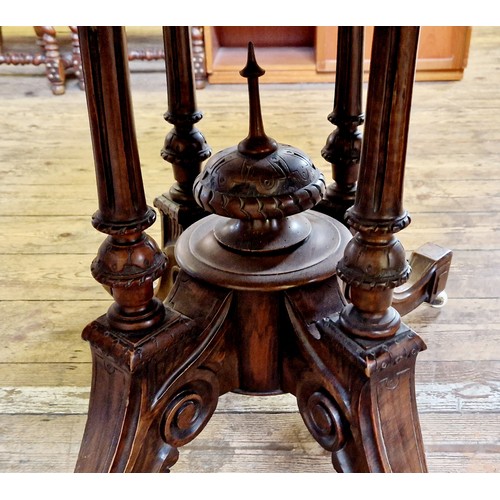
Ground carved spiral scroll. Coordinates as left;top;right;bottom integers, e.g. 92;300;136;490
160;371;219;448
298;389;348;452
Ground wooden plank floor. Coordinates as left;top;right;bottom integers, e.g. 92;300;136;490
1;26;499;473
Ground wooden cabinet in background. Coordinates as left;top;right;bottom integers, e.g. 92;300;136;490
204;26;471;84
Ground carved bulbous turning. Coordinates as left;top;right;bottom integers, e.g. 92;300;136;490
338;233;410;290
176;42;349;290
193;42;325;253
193;144;326;252
79;27;167;332
161;27;212;204
336;27;420;339
194;145;325;221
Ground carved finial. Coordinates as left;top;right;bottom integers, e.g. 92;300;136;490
192;42;326;253
238;42;278;157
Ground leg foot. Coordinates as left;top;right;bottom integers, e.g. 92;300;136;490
393;243;452;316
430;290;448;308
75;272;235;472
284;279;428;472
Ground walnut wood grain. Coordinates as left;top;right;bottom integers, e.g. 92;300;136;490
337;27;420;339
315;26;364;224
78;26;166;332
75;25;439;474
3;27;500;474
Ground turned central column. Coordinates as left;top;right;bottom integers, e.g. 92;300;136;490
175;43;351;393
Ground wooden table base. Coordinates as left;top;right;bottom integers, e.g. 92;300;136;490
75;269;427;473
74;26;451;473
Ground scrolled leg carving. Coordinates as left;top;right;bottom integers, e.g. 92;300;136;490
320;320;428;472
297;385;348;453
128;367;221;473
284;276;428;473
160;368;219;449
297;383;360;473
76;272;235;472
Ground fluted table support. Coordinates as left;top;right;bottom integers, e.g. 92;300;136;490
316;26;364;224
162;27;211;201
154;27;211;297
337;27;420;339
78;26;166;332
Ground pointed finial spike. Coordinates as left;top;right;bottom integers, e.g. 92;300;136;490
238;42;277;157
240;42;265;78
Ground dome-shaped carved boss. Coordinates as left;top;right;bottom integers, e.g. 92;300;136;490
194;145;325;221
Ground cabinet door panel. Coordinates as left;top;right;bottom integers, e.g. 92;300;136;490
316;26;471;80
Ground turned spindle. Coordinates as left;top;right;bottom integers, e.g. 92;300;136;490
191;27;208;89
69;26;84;90
154;27;211;296
337;26;420;339
78;26;166;332
35;26;65;95
316;26;364;224
161;26;211;203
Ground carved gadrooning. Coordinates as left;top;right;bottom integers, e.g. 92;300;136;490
161;112;210;170
193;146;326;221
190;42;327;255
337;234;412;290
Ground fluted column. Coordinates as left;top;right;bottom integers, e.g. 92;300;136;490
79;26;166;332
337;26;420;338
316;27;364;224
161;26;211;205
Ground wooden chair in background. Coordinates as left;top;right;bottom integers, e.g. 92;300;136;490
73;26;452;473
0;26;83;95
0;27;207;94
